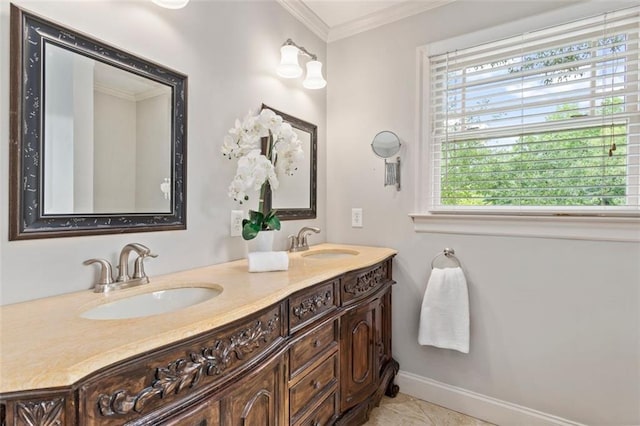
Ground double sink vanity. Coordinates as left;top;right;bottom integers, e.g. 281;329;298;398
5;5;399;425
0;244;399;425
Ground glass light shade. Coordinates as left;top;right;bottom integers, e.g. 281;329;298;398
152;0;189;9
276;45;303;78
303;60;327;89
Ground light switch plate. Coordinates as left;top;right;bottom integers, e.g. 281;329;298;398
230;210;244;237
351;208;363;228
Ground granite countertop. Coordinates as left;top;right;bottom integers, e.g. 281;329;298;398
0;243;396;394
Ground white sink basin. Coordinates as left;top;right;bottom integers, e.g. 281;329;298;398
301;249;359;260
81;286;223;320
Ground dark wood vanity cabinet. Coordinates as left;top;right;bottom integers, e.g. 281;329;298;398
221;355;286;426
340;297;380;412
336;261;398;425
160;354;285;426
0;256;398;426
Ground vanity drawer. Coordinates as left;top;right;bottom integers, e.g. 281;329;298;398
289;319;338;379
294;391;338;426
78;304;284;425
160;397;220;425
289;353;338;422
289;280;338;333
341;260;393;305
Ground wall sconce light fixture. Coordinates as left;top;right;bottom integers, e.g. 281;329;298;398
151;0;189;9
277;39;326;90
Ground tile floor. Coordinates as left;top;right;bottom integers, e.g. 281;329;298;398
364;393;494;426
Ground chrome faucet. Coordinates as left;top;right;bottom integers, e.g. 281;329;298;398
83;259;114;290
116;243;157;283
288;227;321;252
84;243;157;293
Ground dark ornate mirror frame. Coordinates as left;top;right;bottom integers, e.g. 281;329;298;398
9;5;187;240
261;104;317;220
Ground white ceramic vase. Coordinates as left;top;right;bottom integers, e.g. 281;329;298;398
248;230;275;252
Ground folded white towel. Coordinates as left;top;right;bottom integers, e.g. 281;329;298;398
247;251;289;273
418;267;469;353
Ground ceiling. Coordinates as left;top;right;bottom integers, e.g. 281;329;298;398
302;0;408;28
278;0;455;42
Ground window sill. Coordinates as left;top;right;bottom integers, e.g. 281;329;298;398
409;213;640;243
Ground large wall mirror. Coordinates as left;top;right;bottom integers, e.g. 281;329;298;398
261;104;317;220
9;5;187;240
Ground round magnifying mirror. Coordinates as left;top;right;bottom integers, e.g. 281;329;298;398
371;131;401;158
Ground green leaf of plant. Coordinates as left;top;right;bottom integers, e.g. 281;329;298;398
248;210;264;224
265;214;281;231
263;209;276;221
242;222;261;240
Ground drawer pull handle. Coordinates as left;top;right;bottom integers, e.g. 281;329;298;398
313;339;321;347
312;380;321;390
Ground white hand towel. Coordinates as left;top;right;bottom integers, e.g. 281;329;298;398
247;251;289;273
418;267;469;353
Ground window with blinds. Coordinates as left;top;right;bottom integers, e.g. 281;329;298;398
428;7;639;215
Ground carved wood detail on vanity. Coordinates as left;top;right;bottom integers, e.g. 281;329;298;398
0;255;398;426
292;291;332;319
342;262;390;304
96;313;281;417
16;399;64;426
289;280;338;333
76;305;284;425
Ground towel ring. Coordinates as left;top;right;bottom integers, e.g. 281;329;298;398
431;248;461;269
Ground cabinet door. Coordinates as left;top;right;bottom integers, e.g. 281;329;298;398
221;357;285;426
339;297;380;412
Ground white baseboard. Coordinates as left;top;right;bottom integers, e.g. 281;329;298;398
396;370;586;426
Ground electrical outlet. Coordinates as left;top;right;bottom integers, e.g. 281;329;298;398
230;210;244;237
351;208;363;228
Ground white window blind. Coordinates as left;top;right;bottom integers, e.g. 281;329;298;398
429;7;640;216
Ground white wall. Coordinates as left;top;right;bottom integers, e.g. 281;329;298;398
0;0;326;303
72;55;95;214
43;45;75;213
326;1;639;425
43;46;95;214
135;93;171;212
94;90;137;212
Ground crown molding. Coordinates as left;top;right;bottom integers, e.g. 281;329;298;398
275;0;329;41
94;82;136;102
94;83;169;103
328;0;456;42
277;0;455;43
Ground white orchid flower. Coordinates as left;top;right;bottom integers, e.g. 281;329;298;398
223;108;305;205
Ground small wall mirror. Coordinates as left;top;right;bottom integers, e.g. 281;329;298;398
371;131;401;191
372;131;401;158
261;104;317;220
9;5;187;239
